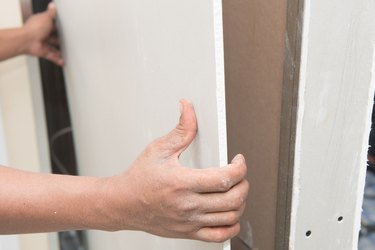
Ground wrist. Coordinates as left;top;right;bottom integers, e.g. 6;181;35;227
17;26;33;55
0;27;33;61
89;175;136;232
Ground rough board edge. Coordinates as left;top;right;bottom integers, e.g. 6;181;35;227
275;0;307;249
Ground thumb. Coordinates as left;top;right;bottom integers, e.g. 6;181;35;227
47;2;57;19
158;99;198;158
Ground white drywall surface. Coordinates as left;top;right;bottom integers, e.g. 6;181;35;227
290;0;375;249
55;0;227;249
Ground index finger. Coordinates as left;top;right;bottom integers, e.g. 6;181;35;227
188;154;247;193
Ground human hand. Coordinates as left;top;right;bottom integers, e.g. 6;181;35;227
100;100;249;242
22;3;64;66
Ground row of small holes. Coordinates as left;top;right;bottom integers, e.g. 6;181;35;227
305;216;344;238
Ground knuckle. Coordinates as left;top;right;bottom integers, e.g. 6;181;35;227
230;188;245;208
243;180;250;196
232;223;241;237
177;200;199;214
239;203;246;214
241;158;248;172
241;181;250;194
226;212;240;225
232;160;247;179
244;179;250;191
232;195;244;209
210;233;224;243
212;231;230;243
219;178;232;192
238;162;247;178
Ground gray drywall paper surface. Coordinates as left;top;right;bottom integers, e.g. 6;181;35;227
290;0;375;249
223;0;287;249
55;1;227;250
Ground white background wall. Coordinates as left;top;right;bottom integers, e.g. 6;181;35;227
0;0;56;249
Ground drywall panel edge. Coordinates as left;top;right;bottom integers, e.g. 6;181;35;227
213;0;229;247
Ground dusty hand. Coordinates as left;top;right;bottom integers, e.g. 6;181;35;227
23;3;64;66
102;100;249;242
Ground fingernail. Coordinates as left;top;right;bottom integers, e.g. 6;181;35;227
48;2;55;9
232;154;244;164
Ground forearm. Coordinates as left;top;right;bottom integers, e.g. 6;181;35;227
0;101;249;242
0;166;114;234
0;28;29;61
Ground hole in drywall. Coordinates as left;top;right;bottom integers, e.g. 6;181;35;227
306;231;312;237
338;216;344;222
